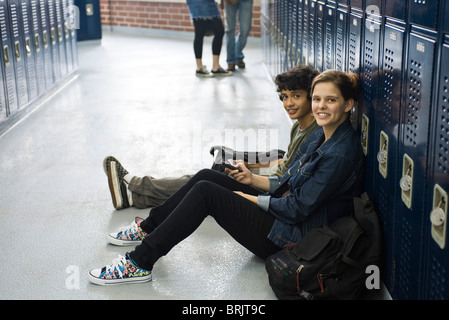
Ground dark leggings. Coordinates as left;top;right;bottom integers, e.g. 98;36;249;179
193;17;225;59
129;169;280;271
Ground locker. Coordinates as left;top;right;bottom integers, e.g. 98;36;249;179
39;0;55;89
8;0;29;109
384;0;407;22
409;0;439;31
347;10;362;75
307;0;315;68
324;2;336;70
301;0;309;66
349;0;363;12
76;0;101;41
296;0;304;65
19;0;39;102
29;0;47;96
0;0;18;115
46;0;61;83
314;0;324;71
393;27;436;300
360;5;381;199
373;20;406;295
0;51;6;122
287;0;296;69
443;0;449;35
335;5;348;71
54;0;67;77
61;0;75;74
422;41;449;300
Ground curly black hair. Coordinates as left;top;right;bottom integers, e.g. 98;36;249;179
274;65;320;101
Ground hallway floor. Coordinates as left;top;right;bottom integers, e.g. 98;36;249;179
0;31;292;299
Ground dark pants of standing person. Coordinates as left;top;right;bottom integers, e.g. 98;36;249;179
192;17;225;59
129;169;280;271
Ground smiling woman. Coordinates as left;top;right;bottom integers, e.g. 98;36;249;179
310;70;361;141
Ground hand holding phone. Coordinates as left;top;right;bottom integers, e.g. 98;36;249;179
224;159;242;172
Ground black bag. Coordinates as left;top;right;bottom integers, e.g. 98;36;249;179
209;145;286;172
265;192;382;300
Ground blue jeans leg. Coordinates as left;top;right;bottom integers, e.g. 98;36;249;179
235;0;253;62
225;2;238;64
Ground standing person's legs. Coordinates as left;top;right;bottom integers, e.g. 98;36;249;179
235;0;253;64
193;18;207;70
209;16;226;72
224;2;238;66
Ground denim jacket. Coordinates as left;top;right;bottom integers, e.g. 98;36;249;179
186;0;221;19
258;119;365;247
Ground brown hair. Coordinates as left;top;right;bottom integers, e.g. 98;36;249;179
310;69;361;103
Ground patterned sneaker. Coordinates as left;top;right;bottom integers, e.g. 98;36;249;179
88;253;152;285
108;217;148;246
103;156;130;209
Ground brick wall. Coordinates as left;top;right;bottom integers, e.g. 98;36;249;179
99;0;261;37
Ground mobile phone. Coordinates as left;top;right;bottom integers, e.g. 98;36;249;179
224;160;242;172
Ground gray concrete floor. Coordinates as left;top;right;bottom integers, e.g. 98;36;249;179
0;31;292;300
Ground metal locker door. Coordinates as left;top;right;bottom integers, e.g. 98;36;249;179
29;0;47;96
314;1;324;71
350;0;362;11
324;2;336;71
8;0;29;109
286;0;295;69
409;0;439;31
19;0;38;102
421;41;449;300
348;10;362;75
360;8;382;199
61;0;73;74
47;0;61;83
0;0;18;116
301;0;309;66
0;47;7;122
307;0;315;68
54;0;67;77
296;0;304;66
384;0;407;22
39;0;55;89
373;20;406;296
393;28;436;300
335;5;348;71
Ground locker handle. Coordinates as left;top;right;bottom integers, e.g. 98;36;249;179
361;114;369;155
25;38;31;57
58;25;63;42
43;30;49;48
14;41;21;62
377;131;388;179
430;184;447;249
51;27;56;45
3;45;10;67
34;34;40;52
400;154;414;209
400;166;412;191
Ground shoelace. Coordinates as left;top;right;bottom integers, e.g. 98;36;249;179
118;221;139;238
104;255;128;278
